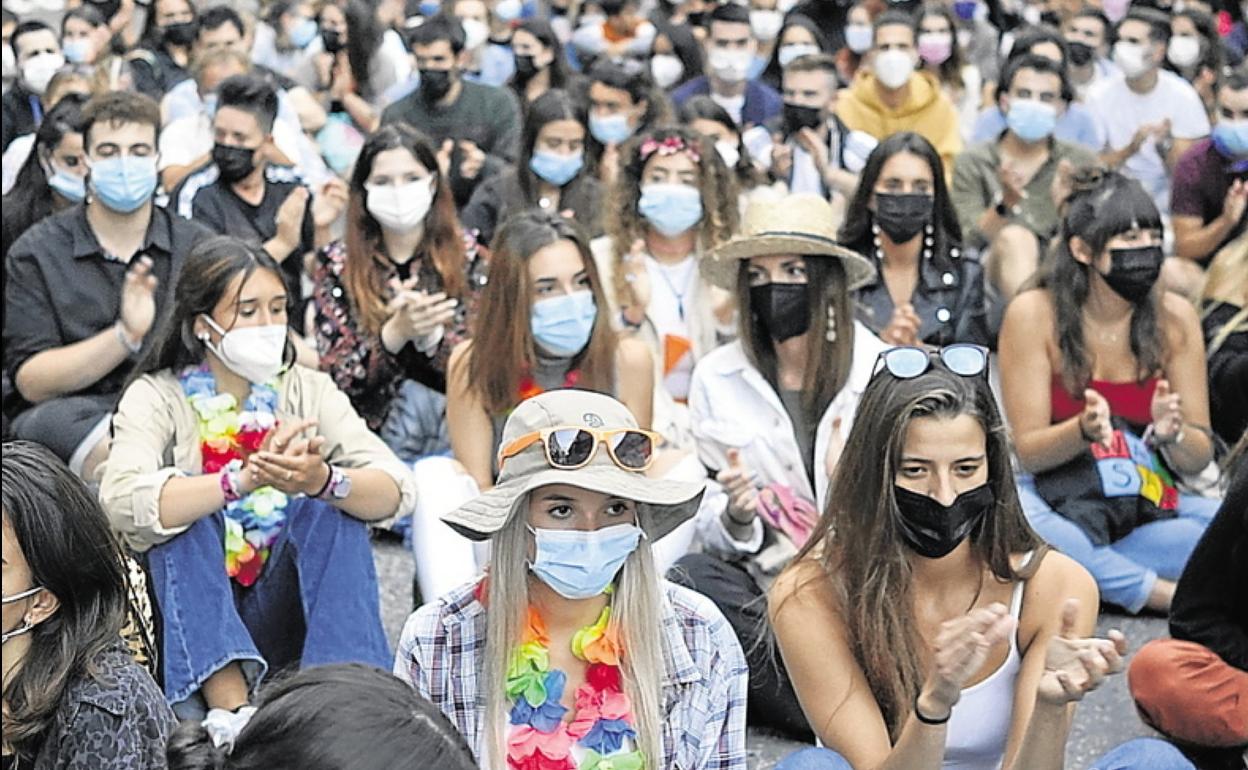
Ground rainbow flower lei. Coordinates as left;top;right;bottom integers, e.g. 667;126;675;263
179;365;288;587
502;589;644;770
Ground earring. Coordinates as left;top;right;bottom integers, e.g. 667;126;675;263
197;332;211;344
826;305;838;343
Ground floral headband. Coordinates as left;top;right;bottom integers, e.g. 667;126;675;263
638;135;700;163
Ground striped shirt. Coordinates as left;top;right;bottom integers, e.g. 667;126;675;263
394;579;749;770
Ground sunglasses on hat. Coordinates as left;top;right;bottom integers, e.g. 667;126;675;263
873;344;990;380
498;426;660;472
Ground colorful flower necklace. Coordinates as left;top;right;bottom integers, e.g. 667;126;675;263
179;365;288;587
498;585;643;770
517;367;582;404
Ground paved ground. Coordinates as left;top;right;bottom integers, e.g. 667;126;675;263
371;537;1167;769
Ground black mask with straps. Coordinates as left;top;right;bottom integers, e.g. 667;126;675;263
893;484;994;559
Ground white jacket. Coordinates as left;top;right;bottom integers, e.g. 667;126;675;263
687;322;889;560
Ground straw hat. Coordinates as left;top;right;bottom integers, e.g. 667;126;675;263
441;390;705;541
701;193;876;290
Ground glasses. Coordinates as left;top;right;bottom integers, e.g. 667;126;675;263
874;344;990;380
498;426;659;472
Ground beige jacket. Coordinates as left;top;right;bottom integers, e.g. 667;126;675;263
100;365;417;552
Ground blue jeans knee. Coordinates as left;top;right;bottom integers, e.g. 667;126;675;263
1089;738;1197;770
775;747;854;770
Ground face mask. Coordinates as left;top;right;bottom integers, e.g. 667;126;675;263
783;102;823;134
650;53;684;89
1098;245;1163;304
751;282;810;342
46;160;86;202
289;17;318;48
1005;97;1058;143
420;0;441;16
778;42;820;68
418;68;454;102
638;183;703;237
873;49;916;90
917;32;953;65
527;523;642;600
21;52;65;95
63;38;94;64
90;0;122;20
204;92;219;117
460;18;490;50
953;0;977;21
89;156;158;213
1113;41;1152;79
893;484;994;559
716;140;740;168
366;178;435;232
514;53;540;81
2;586;43;645
495;0;524;22
212;143;257;183
1066;40;1094;66
2;45;15;82
844;23;873;54
529;149;584;186
708;48;752;83
1166;35;1201;69
530;290;598;356
321;28;346;54
163;20;199;47
1212;119;1248;159
874;191;933;243
588;112;634;145
201;315;289;384
750;9;784;42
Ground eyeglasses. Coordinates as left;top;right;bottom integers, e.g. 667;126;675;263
873;344;990;380
498;426;660;472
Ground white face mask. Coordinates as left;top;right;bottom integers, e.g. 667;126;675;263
844;23;874;54
778;42;820;68
2;586;43;645
873;49;916;89
1166;35;1201;69
749;10;784;42
201;316;289;384
708;47;752;83
650;53;685;89
459;17;489;50
715;139;740;167
366;178;435;232
21;51;65;95
1113;40;1152;79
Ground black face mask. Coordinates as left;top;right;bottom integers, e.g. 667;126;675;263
783;102;823;136
687;11;705;26
163;20;199;47
1099;245;1163;304
89;0;122;20
419;68;454;102
893;484;994;559
321;29;346;53
874;192;934;244
750;283;810;342
212;143;257;183
1066;40;1095;66
514;54;540;81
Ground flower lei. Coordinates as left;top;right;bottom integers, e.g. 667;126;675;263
179;365;288;587
499;586;643;770
518;368;582;404
638;135;700;164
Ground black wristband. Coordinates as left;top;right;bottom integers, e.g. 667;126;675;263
914;694;951;725
312;462;334;498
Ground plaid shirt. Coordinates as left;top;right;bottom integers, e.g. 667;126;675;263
394;579;749;770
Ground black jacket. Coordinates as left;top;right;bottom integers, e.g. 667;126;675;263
1;83;41;152
461;166;603;247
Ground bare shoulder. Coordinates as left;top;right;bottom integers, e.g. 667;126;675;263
448;338;474;368
769;557;839;621
1160;291;1203;348
1002;288;1055;329
1018;549;1098;644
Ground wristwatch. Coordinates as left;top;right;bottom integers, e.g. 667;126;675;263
993;192;1020;219
317;465;352;500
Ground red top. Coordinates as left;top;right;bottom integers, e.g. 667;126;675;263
1050;376;1158;428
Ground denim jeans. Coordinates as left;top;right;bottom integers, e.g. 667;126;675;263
147;497;391;716
1089;738;1198;770
1016;473;1220;613
774;748;854;770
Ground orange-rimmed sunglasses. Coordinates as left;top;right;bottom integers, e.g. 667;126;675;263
498;426;661;472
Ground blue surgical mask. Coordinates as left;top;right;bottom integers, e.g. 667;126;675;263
638;183;703;237
62;38;93;64
1212;119;1248;159
203;92;219;117
419;0;440;15
527;523;643;600
529;149;584;186
530;290;597;356
1005;97;1058;143
588;112;634;145
47;162;86;202
89;156;158;213
289;17;318;48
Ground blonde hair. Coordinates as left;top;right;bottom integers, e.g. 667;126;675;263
1200;234;1248;356
482;498;665;769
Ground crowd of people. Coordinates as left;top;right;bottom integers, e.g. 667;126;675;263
1;0;1246;766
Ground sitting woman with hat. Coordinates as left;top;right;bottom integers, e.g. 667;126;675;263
394;389;748;770
671;192;889;740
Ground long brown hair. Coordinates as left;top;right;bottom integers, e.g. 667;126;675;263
466;210;618;415
781;363;1043;738
344;123;466;336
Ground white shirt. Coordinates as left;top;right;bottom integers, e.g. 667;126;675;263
710;92;746;127
644;254;699;402
1;133;35;194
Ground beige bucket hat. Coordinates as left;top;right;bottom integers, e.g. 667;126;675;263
701;192;876;290
441;390;705;541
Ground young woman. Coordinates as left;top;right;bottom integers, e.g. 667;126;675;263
60;6;111;66
586;58;669;186
100;236;415;719
648;17;704;91
252;0;319;84
840;132;994;349
2;440;173;770
673;192;887;740
1166;9;1224;119
507;19;577;107
1000;170;1219;614
592;125;739;413
462;89;604;248
679;96;767;198
130;0;197;98
768;348;1129;770
916;7;982;144
1;94;87;259
167;663;478;770
757;14;831;93
395;389;748;770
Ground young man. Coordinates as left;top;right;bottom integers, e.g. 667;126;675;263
1087;7;1210;211
1062;7;1115;99
2;21;64;151
951;54;1095;299
671;2;782;128
4;92;211;478
835;10;962;174
381;14;520;204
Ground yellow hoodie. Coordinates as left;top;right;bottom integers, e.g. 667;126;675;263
835;69;963;176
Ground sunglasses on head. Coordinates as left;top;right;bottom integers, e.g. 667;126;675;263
873;344;990;380
498;426;660;472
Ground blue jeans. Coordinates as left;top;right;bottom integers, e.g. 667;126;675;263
1089;738;1197;769
146;497;391;715
1016;473;1219;613
775;748;854;770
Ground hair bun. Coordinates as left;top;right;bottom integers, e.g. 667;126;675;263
166;720;229;770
